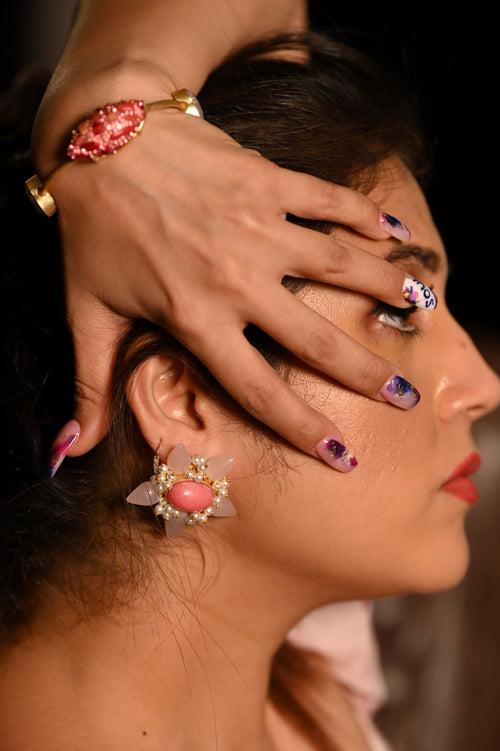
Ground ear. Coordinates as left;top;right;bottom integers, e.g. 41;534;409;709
126;354;218;455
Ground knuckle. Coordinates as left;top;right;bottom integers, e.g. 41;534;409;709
218;177;262;226
356;194;377;223
298;327;333;369
168;306;202;347
239;377;276;417
324;244;352;277
357;356;388;389
244;158;278;200
362;258;398;303
318;181;339;210
161;284;203;342
238;148;265;176
244;147;265;161
74;378;105;408
379;264;401;300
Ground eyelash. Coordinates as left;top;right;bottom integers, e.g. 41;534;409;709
373;302;424;339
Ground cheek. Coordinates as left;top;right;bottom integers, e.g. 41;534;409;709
255;384;470;597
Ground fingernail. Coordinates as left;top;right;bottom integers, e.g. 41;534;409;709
380;374;420;409
47;418;80;478
314;437;359;472
379;210;411;241
402;275;438;310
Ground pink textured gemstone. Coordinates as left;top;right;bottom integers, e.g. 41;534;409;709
167;480;213;512
67;100;145;161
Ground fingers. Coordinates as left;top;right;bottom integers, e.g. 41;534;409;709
248;283;421;407
190;325;360;472
272;165;411;241
48;291;129;476
68;294;129;455
279;221;438;311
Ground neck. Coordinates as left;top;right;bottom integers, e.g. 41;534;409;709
0;531;332;750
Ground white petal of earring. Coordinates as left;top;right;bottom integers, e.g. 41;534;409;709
126;444;237;537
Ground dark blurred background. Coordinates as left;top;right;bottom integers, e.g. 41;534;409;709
2;3;497;332
1;3;499;749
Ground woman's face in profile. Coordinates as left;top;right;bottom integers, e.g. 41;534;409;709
216;155;500;600
134;155;500;603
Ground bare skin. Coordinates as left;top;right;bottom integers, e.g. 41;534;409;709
33;0;424;468
1;156;499;750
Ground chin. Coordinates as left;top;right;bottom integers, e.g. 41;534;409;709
365;525;471;598
404;531;471;594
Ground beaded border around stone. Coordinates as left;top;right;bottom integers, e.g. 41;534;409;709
126;444;237;537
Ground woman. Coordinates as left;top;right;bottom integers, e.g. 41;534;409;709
2;29;499;750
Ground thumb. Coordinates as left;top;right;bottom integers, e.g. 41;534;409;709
47;292;129;477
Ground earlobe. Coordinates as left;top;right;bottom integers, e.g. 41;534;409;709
126;354;207;450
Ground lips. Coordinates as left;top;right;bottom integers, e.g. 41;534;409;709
444;451;482;483
440;451;482;505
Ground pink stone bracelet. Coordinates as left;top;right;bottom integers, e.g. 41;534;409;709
25;88;204;217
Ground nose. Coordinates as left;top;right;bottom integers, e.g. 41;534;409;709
435;317;500;424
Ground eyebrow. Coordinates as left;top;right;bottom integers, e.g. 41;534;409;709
384;244;451;278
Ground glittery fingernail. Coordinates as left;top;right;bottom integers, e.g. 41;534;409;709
380;374;420;410
402;275;438;310
380;210;411;241
47;418;80;478
314;437;359;472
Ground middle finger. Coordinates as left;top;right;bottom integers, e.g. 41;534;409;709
278;221;439;311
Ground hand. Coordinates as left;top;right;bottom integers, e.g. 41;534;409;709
40;94;429;473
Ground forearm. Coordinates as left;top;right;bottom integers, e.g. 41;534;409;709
65;0;308;91
31;0;308;174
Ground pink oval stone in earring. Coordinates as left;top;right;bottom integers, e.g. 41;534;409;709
126;443;237;537
166;480;213;512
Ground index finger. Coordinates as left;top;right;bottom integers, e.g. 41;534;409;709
271;164;411;242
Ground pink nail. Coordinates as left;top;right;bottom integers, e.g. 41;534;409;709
379;374;421;410
379;210;411;241
47;418;80;478
314;437;359;472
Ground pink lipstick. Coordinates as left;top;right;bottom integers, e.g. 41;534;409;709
440;451;481;505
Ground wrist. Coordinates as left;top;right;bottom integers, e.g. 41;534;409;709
31;60;178;177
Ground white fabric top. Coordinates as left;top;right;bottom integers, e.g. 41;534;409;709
285;600;392;751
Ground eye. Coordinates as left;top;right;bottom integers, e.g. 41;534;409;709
373;302;422;339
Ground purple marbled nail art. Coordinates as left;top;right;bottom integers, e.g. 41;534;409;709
379;210;411;241
380;374;420;410
47;418;80;478
315;437;359;472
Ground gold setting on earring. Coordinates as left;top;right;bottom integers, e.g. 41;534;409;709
126;443;236;537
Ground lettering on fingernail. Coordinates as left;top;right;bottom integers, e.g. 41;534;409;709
402;275;438;310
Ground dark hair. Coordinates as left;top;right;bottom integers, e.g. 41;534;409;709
0;30;432;748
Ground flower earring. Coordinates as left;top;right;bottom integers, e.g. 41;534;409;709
126;444;237;537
